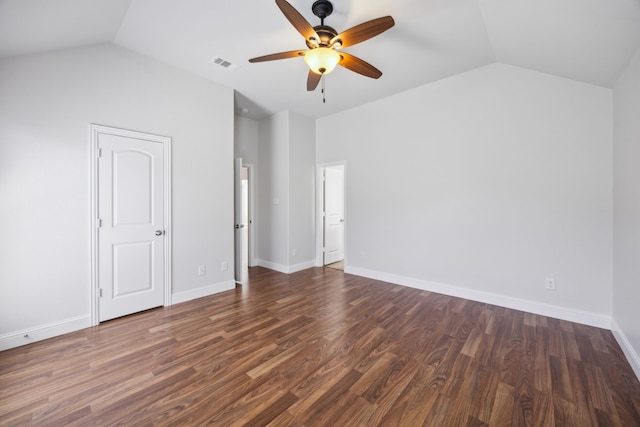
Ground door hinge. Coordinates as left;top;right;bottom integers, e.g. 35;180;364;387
97;218;102;228
97;148;102;158
99;288;103;298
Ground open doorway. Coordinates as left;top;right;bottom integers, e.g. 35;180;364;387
317;163;345;270
234;160;254;284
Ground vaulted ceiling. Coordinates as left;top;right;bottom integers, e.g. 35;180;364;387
1;0;639;120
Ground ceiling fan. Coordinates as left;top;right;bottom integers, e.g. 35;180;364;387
249;0;395;92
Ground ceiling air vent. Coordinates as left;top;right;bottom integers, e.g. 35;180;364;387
211;56;238;71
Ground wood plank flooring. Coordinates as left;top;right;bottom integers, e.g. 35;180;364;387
1;267;639;426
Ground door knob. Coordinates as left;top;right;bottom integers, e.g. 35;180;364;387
235;224;246;229
155;230;164;236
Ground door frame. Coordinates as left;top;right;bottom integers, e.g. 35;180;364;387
233;160;256;284
89;124;172;326
244;163;257;267
315;161;346;267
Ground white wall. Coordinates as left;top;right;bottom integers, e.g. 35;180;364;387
256;111;315;272
234;115;258;165
317;63;613;326
613;48;640;377
0;44;235;348
257;111;290;268
288;112;316;268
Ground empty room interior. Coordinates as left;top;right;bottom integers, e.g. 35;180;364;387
1;0;640;425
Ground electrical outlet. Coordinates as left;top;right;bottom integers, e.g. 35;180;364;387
198;265;206;276
545;277;556;290
221;261;228;272
292;248;297;257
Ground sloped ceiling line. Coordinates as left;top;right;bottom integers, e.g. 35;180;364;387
1;0;639;119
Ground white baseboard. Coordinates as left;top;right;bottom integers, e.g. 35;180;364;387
0;314;92;352
345;266;611;329
256;259;315;274
171;280;236;305
289;260;316;273
611;318;640;380
257;259;289;273
0;281;236;352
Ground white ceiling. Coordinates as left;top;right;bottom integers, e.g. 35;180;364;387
1;0;639;120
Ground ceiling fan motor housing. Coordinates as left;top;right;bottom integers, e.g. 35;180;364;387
307;25;338;48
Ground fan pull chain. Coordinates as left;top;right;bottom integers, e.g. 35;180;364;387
322;74;326;103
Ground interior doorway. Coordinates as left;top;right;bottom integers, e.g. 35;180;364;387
316;162;345;270
90;124;171;325
234;159;254;283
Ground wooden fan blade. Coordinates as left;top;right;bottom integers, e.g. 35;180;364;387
275;0;319;43
330;16;395;48
338;52;383;79
307;70;322;91
249;50;306;63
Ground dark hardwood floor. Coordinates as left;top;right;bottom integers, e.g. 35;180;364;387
1;267;639;426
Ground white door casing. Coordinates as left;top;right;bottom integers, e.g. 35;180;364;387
323;165;345;265
244;163;256;268
90;125;171;324
241;167;250;267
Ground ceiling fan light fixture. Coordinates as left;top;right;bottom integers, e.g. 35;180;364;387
304;47;340;75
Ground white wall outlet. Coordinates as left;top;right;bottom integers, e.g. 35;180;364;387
292;248;297;257
221;261;228;271
545;277;556;290
198;265;206;276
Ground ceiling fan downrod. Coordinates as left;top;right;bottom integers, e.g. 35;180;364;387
312;0;333;26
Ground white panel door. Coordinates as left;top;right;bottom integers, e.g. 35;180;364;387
98;133;165;321
324;165;344;265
